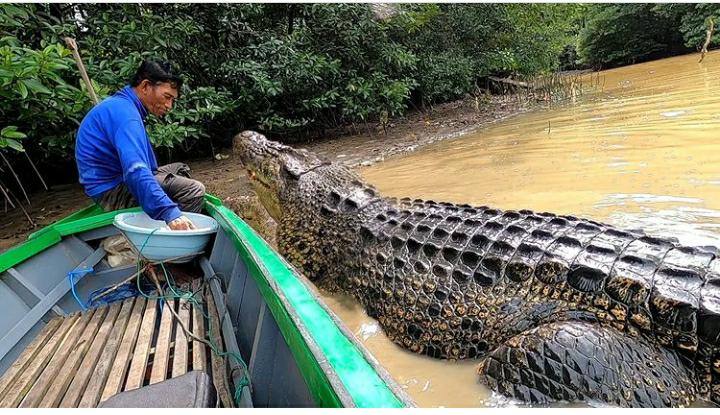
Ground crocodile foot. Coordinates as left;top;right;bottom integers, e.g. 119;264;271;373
477;321;696;407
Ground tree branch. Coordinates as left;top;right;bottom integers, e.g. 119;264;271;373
699;17;715;63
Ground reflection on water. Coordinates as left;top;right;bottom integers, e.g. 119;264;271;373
321;293;488;407
321;50;720;407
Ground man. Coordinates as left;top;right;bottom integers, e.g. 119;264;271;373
75;60;205;230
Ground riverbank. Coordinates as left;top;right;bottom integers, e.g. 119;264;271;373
0;94;528;252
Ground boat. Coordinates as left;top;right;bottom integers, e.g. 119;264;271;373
0;194;414;408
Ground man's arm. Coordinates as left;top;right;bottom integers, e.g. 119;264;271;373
114;119;183;223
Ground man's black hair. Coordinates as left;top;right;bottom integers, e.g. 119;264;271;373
130;60;183;90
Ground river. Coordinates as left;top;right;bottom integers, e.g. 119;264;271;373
321;50;720;407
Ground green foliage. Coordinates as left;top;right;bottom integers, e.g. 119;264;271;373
577;4;719;68
341;73;415;122
148;86;235;149
577;4;684;68
0;126;26;151
654;4;720;48
498;5;584;75
210;4;419;135
0;5;92;157
415;52;475;103
1;3;581;165
389;4;580;103
558;45;582;71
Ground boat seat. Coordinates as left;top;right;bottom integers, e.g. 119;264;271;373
0;279;231;408
99;370;216;408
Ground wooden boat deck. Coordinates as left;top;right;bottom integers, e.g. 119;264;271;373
0;280;221;408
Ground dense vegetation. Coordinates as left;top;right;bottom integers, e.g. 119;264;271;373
577;4;720;68
0;4;578;163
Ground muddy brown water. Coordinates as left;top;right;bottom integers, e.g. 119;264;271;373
320;50;720;407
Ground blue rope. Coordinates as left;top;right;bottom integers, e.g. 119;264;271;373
87;279;156;308
67;266;93;311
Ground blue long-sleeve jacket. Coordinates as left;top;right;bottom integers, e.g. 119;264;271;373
75;86;182;223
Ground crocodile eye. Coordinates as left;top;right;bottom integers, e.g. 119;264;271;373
282;164;301;179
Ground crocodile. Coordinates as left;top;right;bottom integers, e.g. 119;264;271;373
234;130;720;407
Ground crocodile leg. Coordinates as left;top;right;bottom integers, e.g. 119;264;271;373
477;321;697;407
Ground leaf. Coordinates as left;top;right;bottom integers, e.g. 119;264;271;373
153;34;167;48
6;4;29;20
0;36;20;47
16;81;28;98
2;129;27;139
2;17;23;28
22;79;52;94
48;62;70;71
1;126;17;135
0;126;26;151
4;138;24;151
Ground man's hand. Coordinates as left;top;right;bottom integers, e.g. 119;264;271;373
167;215;196;231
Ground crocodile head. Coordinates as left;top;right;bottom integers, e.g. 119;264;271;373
234;131;380;291
233;130;330;222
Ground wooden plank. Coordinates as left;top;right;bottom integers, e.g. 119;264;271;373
0;317;62;398
124;298;158;391
60;301;122;408
149;298;175;385
100;297;146;402
149;340;177;356
172;285;191;378
78;298;135;408
0;314;79;408
191;279;207;372
20;310;94;407
206;288;234;408
40;306;107;407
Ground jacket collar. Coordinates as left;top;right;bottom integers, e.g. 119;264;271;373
117;85;149;120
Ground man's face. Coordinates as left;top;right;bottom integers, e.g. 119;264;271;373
137;80;178;117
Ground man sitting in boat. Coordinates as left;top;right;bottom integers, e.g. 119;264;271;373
75;60;204;230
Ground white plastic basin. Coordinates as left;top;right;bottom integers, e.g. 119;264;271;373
113;212;218;262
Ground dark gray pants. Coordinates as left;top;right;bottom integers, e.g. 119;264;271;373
95;162;206;215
